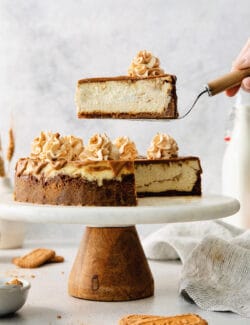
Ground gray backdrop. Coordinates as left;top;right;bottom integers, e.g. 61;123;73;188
0;0;249;240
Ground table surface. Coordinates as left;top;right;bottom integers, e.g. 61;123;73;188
0;240;248;325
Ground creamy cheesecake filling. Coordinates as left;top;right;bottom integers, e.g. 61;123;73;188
135;160;200;193
76;77;172;114
16;159;133;187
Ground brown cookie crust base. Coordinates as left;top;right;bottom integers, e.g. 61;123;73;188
14;174;137;206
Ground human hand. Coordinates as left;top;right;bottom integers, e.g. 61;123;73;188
226;39;250;96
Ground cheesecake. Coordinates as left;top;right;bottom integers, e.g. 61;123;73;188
135;157;202;197
76;51;178;119
15;158;136;206
132;133;202;196
14;132;137;206
14;132;202;207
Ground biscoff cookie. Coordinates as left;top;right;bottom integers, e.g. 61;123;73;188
12;257;21;266
119;313;208;325
119;315;161;325
48;255;64;263
13;248;55;268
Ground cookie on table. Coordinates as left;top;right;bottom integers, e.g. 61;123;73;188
119;313;208;325
13;248;56;268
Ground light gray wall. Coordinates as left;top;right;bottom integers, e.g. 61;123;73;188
0;0;249;240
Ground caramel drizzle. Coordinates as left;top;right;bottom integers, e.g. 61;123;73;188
35;162;49;174
30;159;48;175
16;158;133;178
74;160;132;176
109;161;133;177
50;159;67;170
16;159;28;177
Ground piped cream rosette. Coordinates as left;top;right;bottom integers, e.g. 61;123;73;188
128;50;165;78
147;133;179;159
79;133;119;161
31;132;84;161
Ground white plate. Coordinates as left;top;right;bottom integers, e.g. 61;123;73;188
0;193;240;226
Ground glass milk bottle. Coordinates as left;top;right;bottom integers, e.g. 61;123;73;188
222;90;250;228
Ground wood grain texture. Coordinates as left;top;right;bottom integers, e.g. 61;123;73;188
207;67;250;96
68;226;154;301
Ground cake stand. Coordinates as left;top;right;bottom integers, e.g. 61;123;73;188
0;193;240;302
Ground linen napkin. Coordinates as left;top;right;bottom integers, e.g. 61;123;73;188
142;220;250;317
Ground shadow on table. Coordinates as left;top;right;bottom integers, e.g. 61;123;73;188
0;306;62;324
0;256;15;264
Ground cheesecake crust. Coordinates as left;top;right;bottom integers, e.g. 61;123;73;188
14;174;137;206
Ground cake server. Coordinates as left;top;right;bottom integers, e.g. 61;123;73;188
178;67;250;119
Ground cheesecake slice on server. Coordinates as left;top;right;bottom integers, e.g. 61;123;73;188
75;51;178;119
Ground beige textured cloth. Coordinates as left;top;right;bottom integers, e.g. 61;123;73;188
143;220;250;317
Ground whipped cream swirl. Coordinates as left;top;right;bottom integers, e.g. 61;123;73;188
147;133;178;159
80;133;119;161
31;132;84;161
114;136;138;160
128;50;165;78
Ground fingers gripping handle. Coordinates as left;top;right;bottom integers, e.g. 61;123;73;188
207;67;250;96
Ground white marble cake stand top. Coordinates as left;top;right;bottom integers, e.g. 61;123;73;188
0;193;240;226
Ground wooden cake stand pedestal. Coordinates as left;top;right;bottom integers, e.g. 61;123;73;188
69;226;154;301
0;194;240;301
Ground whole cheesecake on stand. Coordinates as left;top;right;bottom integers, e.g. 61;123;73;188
14;132;202;206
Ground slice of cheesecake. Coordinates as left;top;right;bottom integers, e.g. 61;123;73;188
134;157;202;197
75;74;178;119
